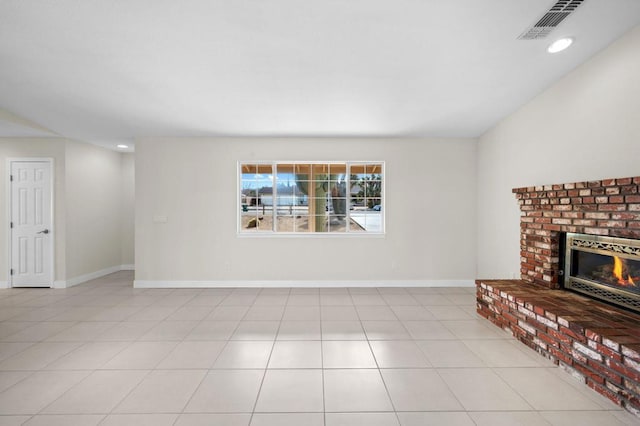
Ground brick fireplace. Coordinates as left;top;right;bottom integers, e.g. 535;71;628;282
514;176;640;289
477;176;640;417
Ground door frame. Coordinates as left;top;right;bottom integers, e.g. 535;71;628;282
6;158;55;288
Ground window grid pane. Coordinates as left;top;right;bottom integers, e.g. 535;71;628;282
240;162;382;234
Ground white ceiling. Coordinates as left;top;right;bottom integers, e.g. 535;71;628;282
1;0;639;151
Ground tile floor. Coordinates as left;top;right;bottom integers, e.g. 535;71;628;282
0;271;638;426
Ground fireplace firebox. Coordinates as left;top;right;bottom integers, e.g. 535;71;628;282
563;232;640;313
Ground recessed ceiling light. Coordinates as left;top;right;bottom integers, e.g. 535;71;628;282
547;37;573;53
117;144;129;149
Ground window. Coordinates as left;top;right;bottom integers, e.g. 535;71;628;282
239;162;384;234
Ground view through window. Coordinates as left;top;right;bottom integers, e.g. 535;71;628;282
239;162;384;234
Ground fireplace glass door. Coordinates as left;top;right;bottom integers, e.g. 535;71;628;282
564;233;640;313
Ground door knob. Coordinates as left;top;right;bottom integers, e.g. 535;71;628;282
37;229;49;234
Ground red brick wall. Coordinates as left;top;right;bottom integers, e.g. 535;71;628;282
513;177;640;289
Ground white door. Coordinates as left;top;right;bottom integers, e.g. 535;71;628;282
10;161;53;287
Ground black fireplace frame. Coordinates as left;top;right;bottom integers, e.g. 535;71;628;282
563;232;640;313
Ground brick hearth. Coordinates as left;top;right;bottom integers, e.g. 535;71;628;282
477;279;640;416
477;176;640;418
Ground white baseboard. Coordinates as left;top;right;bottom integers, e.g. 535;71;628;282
1;265;135;289
134;279;475;289
53;265;134;289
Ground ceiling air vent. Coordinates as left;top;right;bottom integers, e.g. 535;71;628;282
518;0;585;40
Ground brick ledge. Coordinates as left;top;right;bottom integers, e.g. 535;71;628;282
477;279;640;417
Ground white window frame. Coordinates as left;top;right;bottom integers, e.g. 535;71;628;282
237;161;385;237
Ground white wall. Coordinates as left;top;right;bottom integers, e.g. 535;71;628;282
0;138;67;282
477;25;640;279
121;153;135;267
64;140;125;280
135;137;476;285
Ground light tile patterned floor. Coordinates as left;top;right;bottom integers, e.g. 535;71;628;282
0;271;638;425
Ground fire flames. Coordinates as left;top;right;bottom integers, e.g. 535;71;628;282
612;256;636;286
